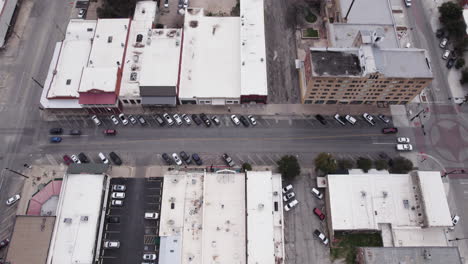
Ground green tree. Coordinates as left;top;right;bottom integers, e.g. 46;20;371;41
460;68;468;84
242;163;252;172
314;153;337;174
374;159;389;170
357;157;372;172
97;0;138;18
389;157;414;174
337;159;354;170
439;2;463;25
277;155;301;179
455;58;466;69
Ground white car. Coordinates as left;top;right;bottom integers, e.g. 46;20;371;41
104;240;120;248
230;115;240;126
111;200;123;206
145;212;159;219
440;38;448;48
113;185;126;191
78;8;86;18
110;115;119;125
363;113;375;126
313;229;329;245
396;144;413;151
334;114;346;126
98;152;109;164
282;184;293;194
404;0;411;7
163;113;174;126
311;187;323;200
91;115;101;126
397;137;410;143
172;153;182;165
450;215;460;230
173;114;183;126
143;254;157;260
284;199;299;211
247;115;257;126
442;50;451;60
71;154;81;164
112;192;125;199
181;114;192;125
6;194;20;206
345;115;357;125
118;114;129;126
283;192;296;201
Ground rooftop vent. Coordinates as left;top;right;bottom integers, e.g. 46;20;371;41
361;191;366;197
172;178;179;184
258;203;264;210
130;72;138;81
64;218;72;224
81;216;89;222
382;191;388;198
167;219;175;225
136;34;143;42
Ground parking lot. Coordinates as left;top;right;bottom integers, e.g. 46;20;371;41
100;178;163;264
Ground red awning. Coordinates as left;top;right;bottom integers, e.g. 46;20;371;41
79;93;117;105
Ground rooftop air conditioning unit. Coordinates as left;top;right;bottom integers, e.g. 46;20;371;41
81;216;89;222
64;218;72;224
167;219;175;225
172;178;178;184
130;72;138;81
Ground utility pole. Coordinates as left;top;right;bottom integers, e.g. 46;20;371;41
344;0;356;21
31;77;44;89
5;168;29;179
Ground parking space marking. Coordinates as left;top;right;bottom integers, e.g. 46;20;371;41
266;155;278;165
247;154;257;165
255;153;267;165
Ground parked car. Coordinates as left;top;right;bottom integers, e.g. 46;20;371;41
164;0;169;8
49;128;63;134
333;114;346;126
104;240;120;248
112;192;125;199
222;153;235;167
110;115;119;125
313;207;326;220
284;199;299;211
137;115;147;125
247;115;257;126
382;127;398;134
211;115;221;126
128;115;137;125
283;192;296;201
200;113;212;127
397;137;410;143
0;238;10;249
440;37;448;48
436;28;446;38
345;115;357;125
99;152;109;164
230;115;241;126
71;154;81;164
363;113;375;125
239;116;250;127
50;137;62;143
69;129;81;135
178;0;184;8
118;114;129;125
109;152;122;165
282;184;293;194
77;8;86;18
313;229;329;245
172;153;182;165
107;216;120;223
111;200;123;206
181;114;192;125
162;153;172;165
155;114;165;126
78;152;89;163
442;49;451;60
180;151;192;164
396;144;413;151
403;0;411;7
311;187;323;200
377;114;390;124
315;114;327;125
91;115;101;126
103;129;117;135
143;254;157;260
447;58;456;69
6;194;20;206
173;114;183;126
450;215;460;230
163;113;174;126
112;185;126;191
145;212;159;219
63;155;73;165
191;114;203;126
192;153;203;165
183;0;188;8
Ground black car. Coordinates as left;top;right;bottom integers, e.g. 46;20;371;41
200;113;211;127
155;114;165;126
239;116;250;127
109;152;122;165
49;128;63;134
162;153;172;165
69;129;81;135
0;238;10;249
382;127;398;134
436;28;446;38
78;152;89;163
315;115;327;125
107;216;120;223
137;115;147;125
180;151;192;164
447;58;455;69
191;114;203;126
192;153;203;165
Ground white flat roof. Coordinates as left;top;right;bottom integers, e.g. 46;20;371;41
392;227;449;247
240;0;268;96
179;9;241;99
464;9;468;34
46;20;97;98
79;67;118;92
417;171;452;227
47;174;106;264
246;171;284;264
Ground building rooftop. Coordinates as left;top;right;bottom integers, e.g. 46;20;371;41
6;216;56;264
338;0;394;25
417;171;452;227
328;24;399;49
46;173;106;264
240;0;268;96
373;48;433;78
310;48;362;76
79;67;118;93
0;0;18;47
357;247;462;264
179;8;241;99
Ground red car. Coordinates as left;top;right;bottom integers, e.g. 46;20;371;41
313;208;326;221
103;129;117;135
382;127;398;134
63;155;73;165
0;238;10;249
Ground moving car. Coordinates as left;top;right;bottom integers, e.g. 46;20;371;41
172;153;182;166
128;115;137;125
334;114;346;126
50;137;62;143
111;200;123;206
69;129;81;135
99;152;109;164
103;129;117;135
63;155;73;165
239;115;250;127
282;184;293;194
78;152;89;163
192;153;203;165
162;153;172;165
345;115;357;125
180;151;192;164
0;238;10;249
181;114;192;125
118;114;129;125
155;114;165;126
137;115;147;125
91;115;101;126
191;114;203;125
248;115;257;126
382;127;398;134
315;114;327;125
377;114;390;124
442;49;451;60
104;240;120;248
112;185;126;191
163;113;174;126
112;192;125;199
440;37;448;48
71;154;81;164
222;153;235;167
396;144;413;151
311;187;323;199
173;114;183;126
284;199;298;211
363;113;375;125
200;113;211;127
109;152;122;165
145;212;159;219
313;229;329;245
313;207;326;220
211;115;221;126
143;254;157;260
110;115;119;125
49;128;63;134
230;115;241;126
397;137;410;143
6;194;20;206
283;192;296;201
